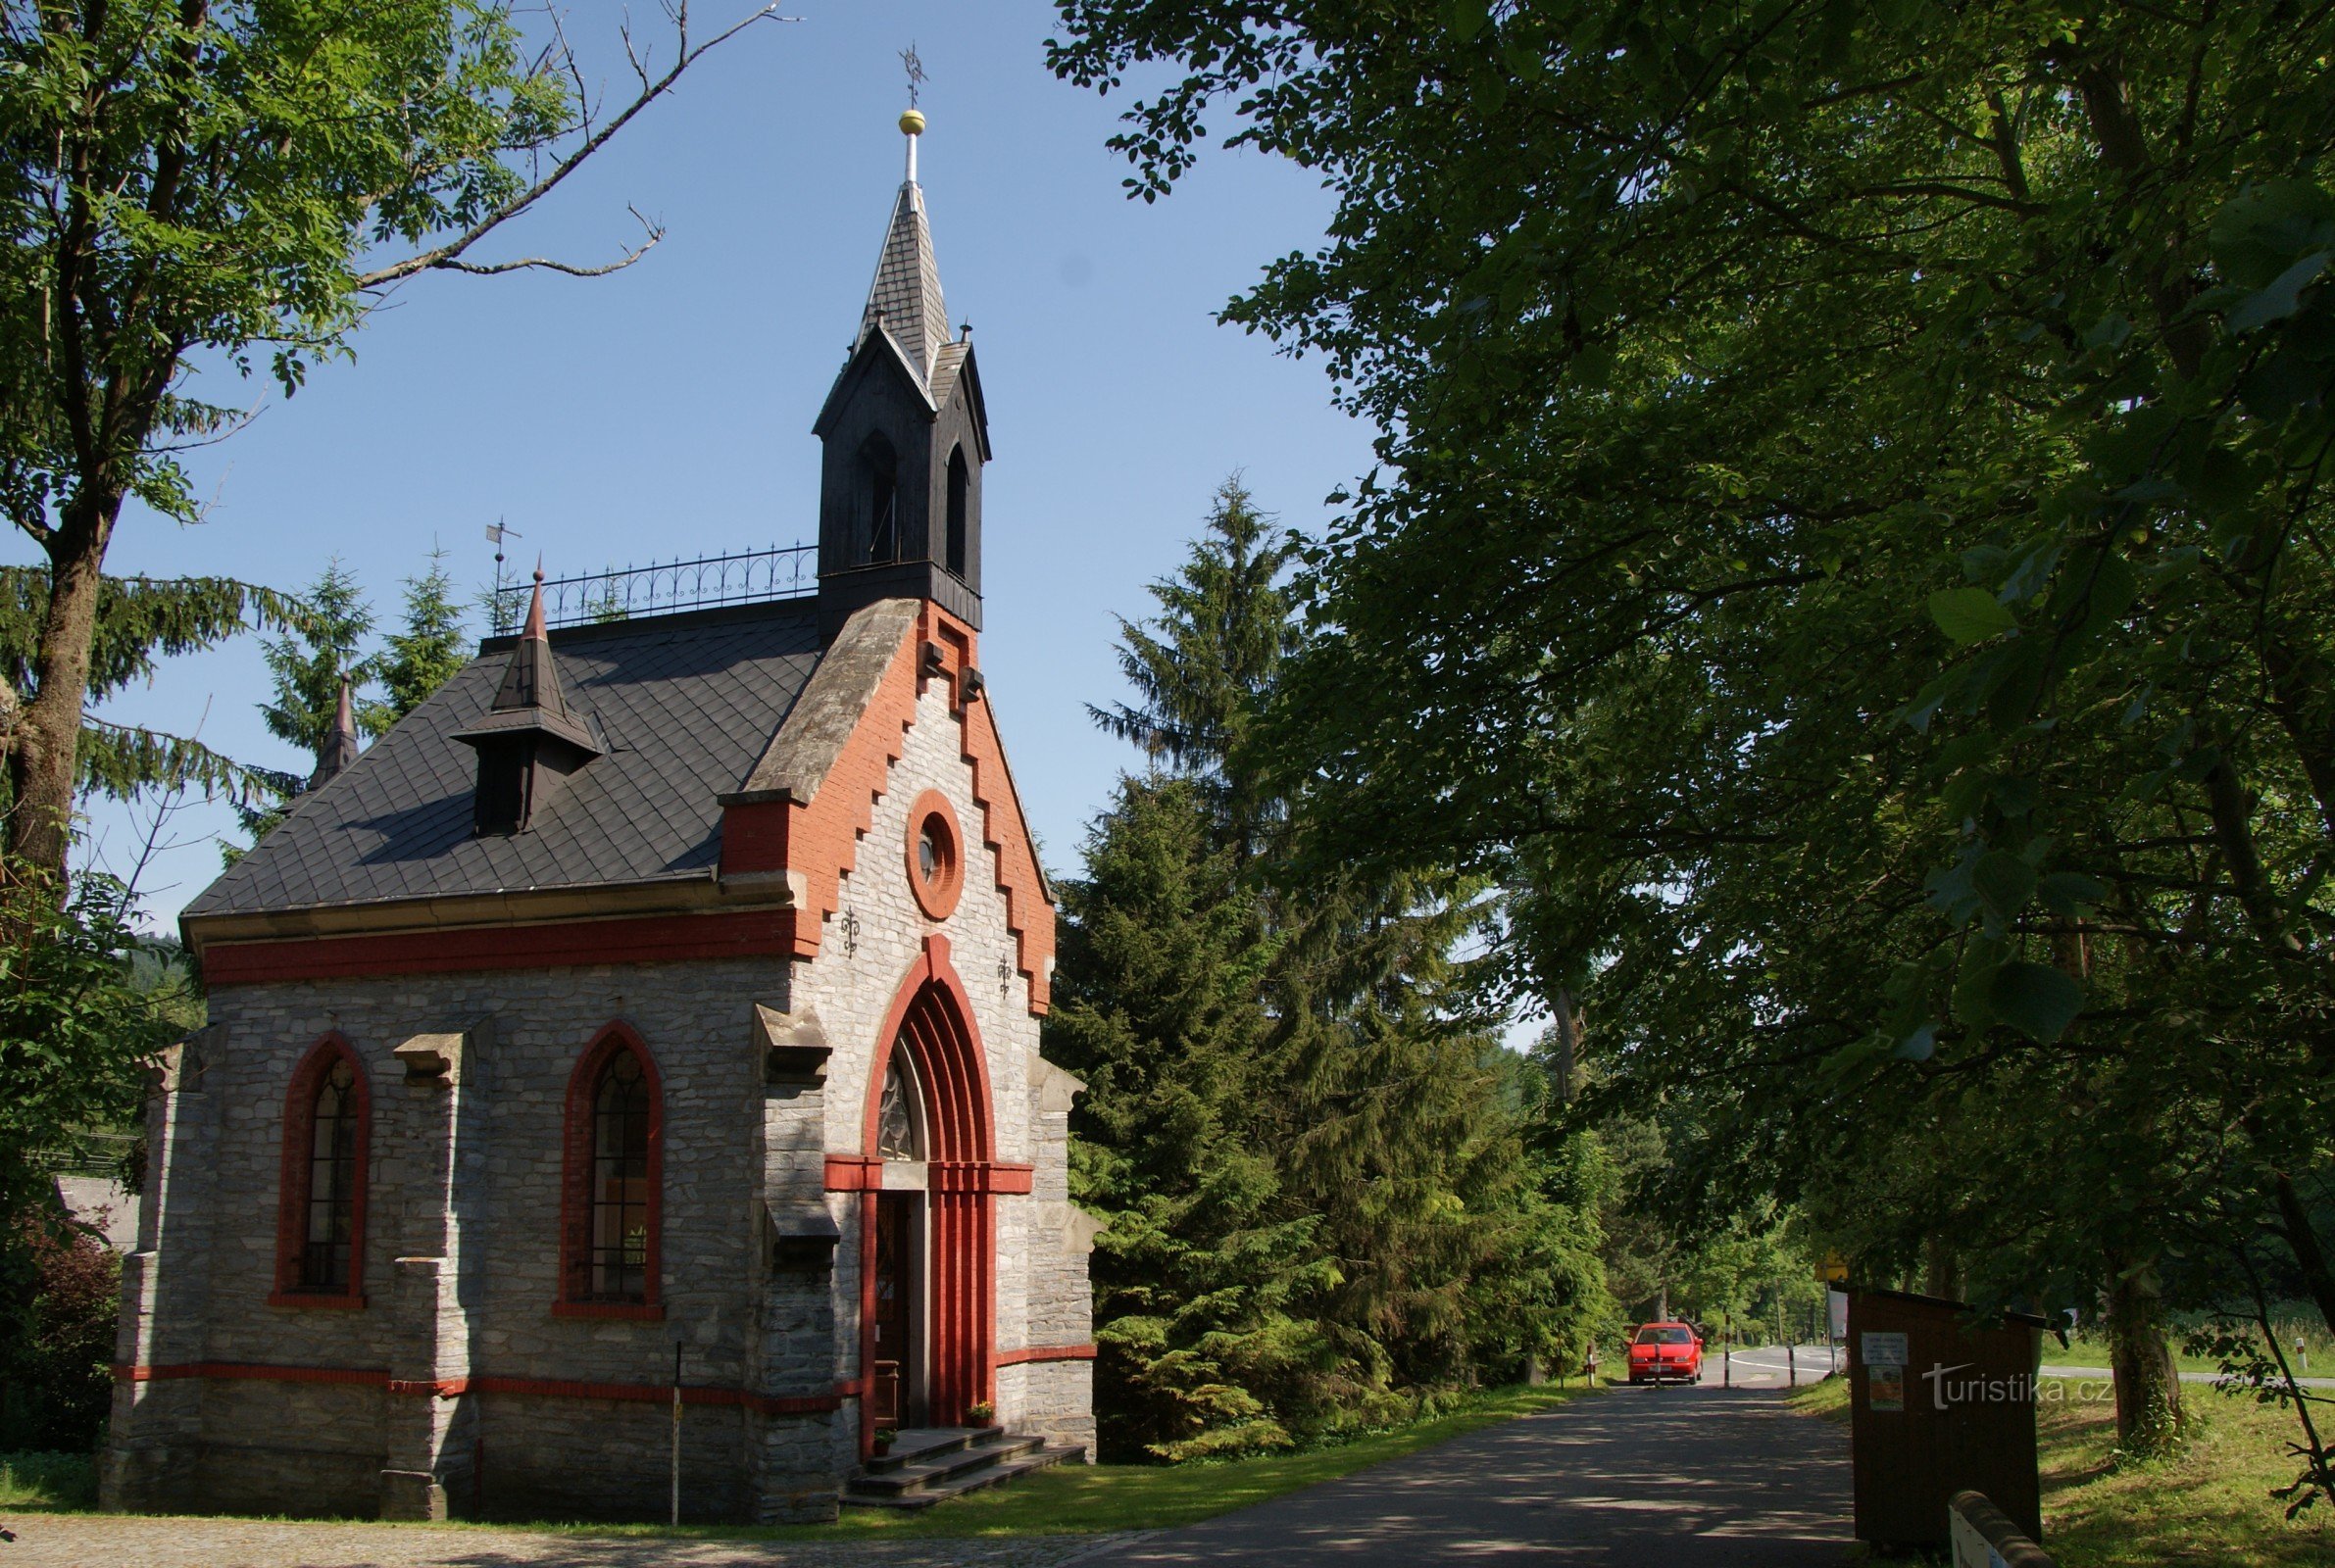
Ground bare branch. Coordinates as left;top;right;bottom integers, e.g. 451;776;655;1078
355;4;790;291
434;205;665;277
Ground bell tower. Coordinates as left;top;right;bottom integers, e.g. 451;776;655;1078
814;105;989;635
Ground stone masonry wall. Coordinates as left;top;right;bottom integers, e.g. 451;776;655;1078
103;623;1094;1522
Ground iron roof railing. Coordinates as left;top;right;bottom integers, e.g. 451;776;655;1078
491;543;818;635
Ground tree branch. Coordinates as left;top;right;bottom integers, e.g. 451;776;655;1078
354;3;789;290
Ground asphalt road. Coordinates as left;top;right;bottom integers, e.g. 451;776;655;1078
1078;1383;1853;1566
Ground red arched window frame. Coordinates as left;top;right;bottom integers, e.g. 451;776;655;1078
271;1033;372;1308
555;1022;666;1320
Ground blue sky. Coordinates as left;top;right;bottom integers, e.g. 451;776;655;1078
59;1;1376;928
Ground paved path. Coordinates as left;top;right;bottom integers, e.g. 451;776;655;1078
1085;1385;1851;1566
0;1515;1123;1568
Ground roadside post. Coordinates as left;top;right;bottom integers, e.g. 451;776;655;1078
1788;1344;1797;1388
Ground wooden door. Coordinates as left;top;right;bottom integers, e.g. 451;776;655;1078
871;1192;913;1424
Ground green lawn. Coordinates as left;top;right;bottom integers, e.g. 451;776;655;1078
1787;1372;2333;1567
5;1382;1588;1541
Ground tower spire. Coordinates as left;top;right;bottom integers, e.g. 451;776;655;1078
854;96;949;389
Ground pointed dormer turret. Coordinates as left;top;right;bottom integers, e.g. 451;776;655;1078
452;565;602;835
310;674;361;789
815;105;990;637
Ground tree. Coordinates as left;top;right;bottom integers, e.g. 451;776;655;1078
379;548;469;722
0;569;313;811
1047;775;1334;1459
0;0;780;879
259;562;383;758
1053;479;1612;1453
1050;1;2335;1478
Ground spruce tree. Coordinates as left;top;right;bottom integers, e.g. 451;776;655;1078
379;549;469;721
1057;476;1612;1452
258;561;384;755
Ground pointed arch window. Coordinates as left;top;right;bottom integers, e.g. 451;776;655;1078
272;1035;371;1308
557;1024;665;1318
944;444;969;578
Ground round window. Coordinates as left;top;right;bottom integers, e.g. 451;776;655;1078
905;790;963;920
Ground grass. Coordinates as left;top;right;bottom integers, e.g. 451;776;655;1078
0;1452;97;1511
1784;1371;2333;1567
2043;1312;2331;1378
2037;1378;2332;1568
0;1382;1588;1542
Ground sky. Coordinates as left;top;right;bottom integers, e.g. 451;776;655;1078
54;0;1378;929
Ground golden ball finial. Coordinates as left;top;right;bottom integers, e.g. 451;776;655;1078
899;107;926;135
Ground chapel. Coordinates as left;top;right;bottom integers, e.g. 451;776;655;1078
99;109;1098;1525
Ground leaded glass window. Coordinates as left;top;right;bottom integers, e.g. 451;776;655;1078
299;1059;360;1291
589;1050;652;1300
877;1058;919;1161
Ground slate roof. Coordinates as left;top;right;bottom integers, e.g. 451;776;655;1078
184;601;825;920
856;179;951;388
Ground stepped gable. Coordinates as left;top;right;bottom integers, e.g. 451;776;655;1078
185;601;825;917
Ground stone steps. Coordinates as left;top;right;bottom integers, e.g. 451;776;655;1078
844;1425;1082;1510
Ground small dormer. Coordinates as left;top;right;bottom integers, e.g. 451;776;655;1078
814;108;990;637
451;568;602;835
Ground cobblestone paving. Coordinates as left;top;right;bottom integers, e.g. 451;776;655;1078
0;1514;1136;1568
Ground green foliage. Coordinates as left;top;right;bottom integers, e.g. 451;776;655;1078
0;1220;121;1453
0;567;308;806
1051;0;2335;1496
379;550;470;722
258;561;384;756
1052;483;1611;1458
0;0;771;876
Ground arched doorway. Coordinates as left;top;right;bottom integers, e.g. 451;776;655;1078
861;941;993;1437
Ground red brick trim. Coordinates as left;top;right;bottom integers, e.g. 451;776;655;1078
905;788;965;921
113;1362;851;1416
272;1033;371;1308
716;603;1056;1014
852;939;998;1447
720;614;924;957
996;1344;1098;1367
824;1153;881;1191
201;907;800;987
955;651;1056;1016
557;1022;664;1314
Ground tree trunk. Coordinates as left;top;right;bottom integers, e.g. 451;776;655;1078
2272;1171;2335;1340
2104;1251;2184;1456
9;505;116;880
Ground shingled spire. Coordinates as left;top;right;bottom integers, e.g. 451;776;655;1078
814;103;991;635
854;167;952;391
309;674;362;789
452;565;601;835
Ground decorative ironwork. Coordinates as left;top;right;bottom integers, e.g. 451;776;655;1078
490;544;817;635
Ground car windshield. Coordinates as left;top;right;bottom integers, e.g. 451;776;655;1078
1634;1327;1694;1345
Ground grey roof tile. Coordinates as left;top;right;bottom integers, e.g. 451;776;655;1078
184;601;825;919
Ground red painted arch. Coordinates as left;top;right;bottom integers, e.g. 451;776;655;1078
859;936;996;1442
271;1033;372;1308
555;1021;666;1318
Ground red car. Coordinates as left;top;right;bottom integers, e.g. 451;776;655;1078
1627;1321;1704;1384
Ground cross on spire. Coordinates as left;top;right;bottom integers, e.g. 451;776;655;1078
900;42;925;107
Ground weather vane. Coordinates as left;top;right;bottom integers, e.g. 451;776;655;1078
900;41;925;107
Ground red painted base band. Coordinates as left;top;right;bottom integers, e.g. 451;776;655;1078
996;1344;1098;1366
113;1361;851;1416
